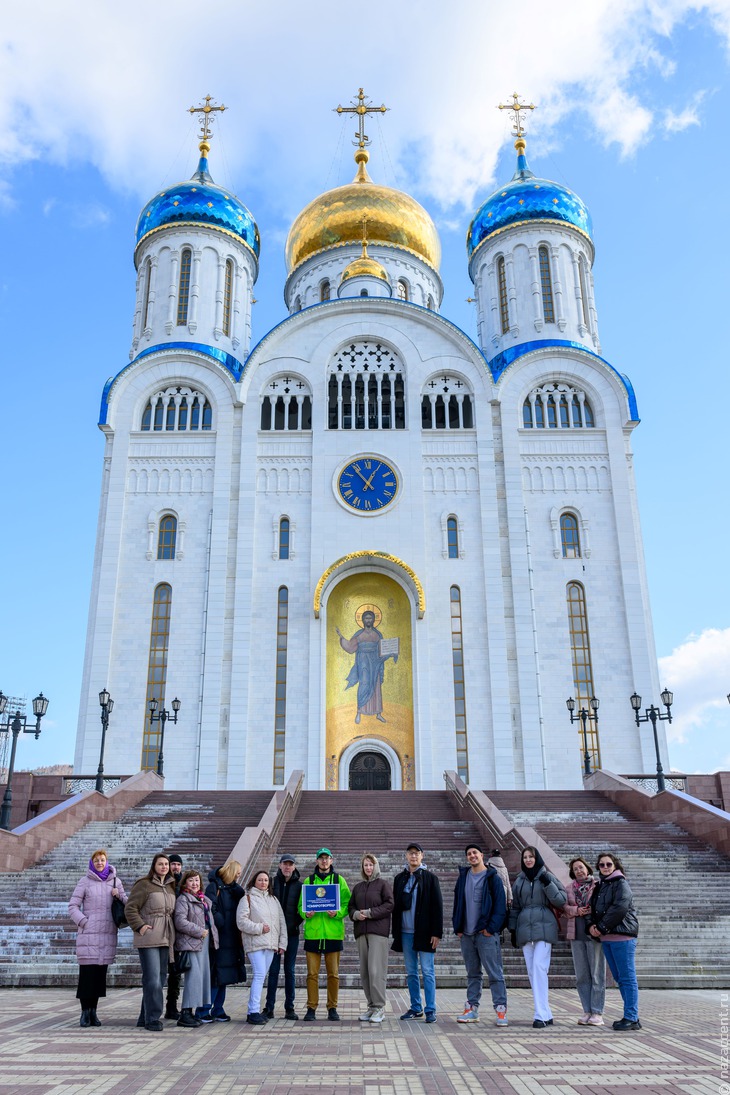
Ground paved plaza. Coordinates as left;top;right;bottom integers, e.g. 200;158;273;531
0;987;724;1094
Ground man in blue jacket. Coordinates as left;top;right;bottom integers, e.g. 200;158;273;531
452;844;508;1026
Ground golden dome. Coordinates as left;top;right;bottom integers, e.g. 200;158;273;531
341;233;389;284
286;151;441;274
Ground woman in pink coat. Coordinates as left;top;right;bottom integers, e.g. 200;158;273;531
68;848;127;1027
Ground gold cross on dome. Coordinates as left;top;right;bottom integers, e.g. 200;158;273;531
188;95;227;144
498;92;536;138
335;88;388;151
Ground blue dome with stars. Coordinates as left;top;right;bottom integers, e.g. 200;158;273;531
467;144;592;261
136;154;260;258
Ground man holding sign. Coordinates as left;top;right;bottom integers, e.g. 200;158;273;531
298;849;351;1021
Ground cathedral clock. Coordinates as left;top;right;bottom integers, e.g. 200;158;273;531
336;456;400;514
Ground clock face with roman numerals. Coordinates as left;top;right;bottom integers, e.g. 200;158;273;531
336;456;400;514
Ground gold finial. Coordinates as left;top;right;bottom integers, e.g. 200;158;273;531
335;88;388;181
189;95;227;156
498;92;536;152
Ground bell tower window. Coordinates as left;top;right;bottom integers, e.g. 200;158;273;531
222;258;233;337
539;246;555;324
177;248;192;326
497;256;510;334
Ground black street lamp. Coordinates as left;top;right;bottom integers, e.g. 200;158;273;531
96;690;114;793
566;695;600;776
148;696;181;777
0;691;50;830
630;688;673;793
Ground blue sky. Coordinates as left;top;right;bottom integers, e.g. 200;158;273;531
1;1;729;778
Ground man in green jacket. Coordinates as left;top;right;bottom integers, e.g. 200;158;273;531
298;848;351;1021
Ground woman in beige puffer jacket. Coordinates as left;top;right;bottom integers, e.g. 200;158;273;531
236;870;287;1025
125;853;177;1031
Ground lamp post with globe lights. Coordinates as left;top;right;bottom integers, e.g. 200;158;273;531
95;690;114;793
148;696;181;778
0;691;50;830
630;688;673;793
566;695;600;776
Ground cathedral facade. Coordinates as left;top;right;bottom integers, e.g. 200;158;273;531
73;97;665;791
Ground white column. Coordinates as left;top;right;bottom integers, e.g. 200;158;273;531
188;248;202;334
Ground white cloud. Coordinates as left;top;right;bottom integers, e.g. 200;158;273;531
658;627;730;745
0;1;727;211
663;90;708;133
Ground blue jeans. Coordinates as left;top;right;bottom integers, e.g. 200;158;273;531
137;946;168;1026
459;932;506;1010
402;932;436;1016
265;932;299;1013
197;984;227;1020
602;939;639;1021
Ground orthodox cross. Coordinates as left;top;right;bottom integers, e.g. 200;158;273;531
335;88;388;151
498;92;536;138
188;95;227;145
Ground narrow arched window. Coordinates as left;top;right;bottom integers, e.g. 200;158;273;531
141;258;152;331
273;587;289;785
539;246;554;324
360;289;368;297
153;399;164;431
177;248;192;326
320;280;331;302
141;584;172;771
579;256;591;329
279;518;290;560
566;582;600;770
450;586;469;781
201;400;212;430
447;517;459;559
157;516;177;560
427;295;434;310
222;258;233;337
396;279;408;301
165;397;176;431
178;398;188;430
294;296;302;313
560;513;580;558
141;401;152;431
190;397;200;430
497;256;509;334
522;402;533;428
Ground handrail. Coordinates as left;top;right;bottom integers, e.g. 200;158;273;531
444;770;570;883
228;770;304;882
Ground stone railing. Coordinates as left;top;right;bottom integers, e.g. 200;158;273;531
443;770;570;883
228;769;304;880
619;773;688;794
0;770;163;872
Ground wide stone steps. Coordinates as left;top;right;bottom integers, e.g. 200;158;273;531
488;792;730;988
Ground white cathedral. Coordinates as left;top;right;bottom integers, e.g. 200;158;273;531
74;93;665;792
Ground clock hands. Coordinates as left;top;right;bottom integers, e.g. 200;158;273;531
350;462;381;490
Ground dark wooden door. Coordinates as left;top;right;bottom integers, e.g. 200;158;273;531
348;751;391;791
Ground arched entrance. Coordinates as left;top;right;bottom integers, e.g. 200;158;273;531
349;751;392;791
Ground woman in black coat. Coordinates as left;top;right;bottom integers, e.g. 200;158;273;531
588;851;640;1031
204;859;246;1021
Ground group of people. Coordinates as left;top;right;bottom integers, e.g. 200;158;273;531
67;840;641;1032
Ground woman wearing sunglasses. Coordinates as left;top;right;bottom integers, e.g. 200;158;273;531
588;852;640;1031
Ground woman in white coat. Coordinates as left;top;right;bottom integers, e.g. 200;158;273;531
236;870;287;1026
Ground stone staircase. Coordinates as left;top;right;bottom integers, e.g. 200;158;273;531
487;790;730;988
1;785;728;990
0;790;271;987
272;790;574;989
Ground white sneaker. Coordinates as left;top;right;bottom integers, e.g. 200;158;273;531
457;1005;479;1023
370;1007;385;1023
359;1007;375;1022
577;1013;591;1025
587;1014;604;1026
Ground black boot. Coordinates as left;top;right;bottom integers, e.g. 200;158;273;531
79;1009;91;1028
177;1008;200;1028
89;1007;101;1027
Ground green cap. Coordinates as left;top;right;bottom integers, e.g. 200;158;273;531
316;848;333;858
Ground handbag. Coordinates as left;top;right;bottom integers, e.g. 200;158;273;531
111;896;128;929
174;950;192;973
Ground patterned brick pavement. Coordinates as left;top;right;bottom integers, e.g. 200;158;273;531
0;987;723;1095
